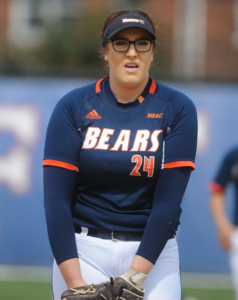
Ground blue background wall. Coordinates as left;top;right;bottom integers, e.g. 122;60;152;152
0;78;237;272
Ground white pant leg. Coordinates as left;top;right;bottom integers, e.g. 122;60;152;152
229;229;238;300
113;237;181;299
142;238;181;300
52;230;181;300
52;259;67;300
52;258;109;300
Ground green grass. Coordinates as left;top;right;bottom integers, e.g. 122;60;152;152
0;281;52;300
0;282;235;300
183;288;235;300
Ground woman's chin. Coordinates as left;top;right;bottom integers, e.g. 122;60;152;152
120;74;143;86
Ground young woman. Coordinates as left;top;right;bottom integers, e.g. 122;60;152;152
43;9;197;300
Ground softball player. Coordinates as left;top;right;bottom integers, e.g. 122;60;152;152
209;146;238;299
43;9;197;300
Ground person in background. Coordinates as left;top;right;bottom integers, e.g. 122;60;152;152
209;146;238;299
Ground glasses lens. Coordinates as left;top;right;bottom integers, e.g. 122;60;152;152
113;40;129;52
135;40;151;52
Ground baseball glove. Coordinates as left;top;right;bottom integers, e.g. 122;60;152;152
61;276;145;300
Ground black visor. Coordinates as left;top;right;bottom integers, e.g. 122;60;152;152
102;14;156;46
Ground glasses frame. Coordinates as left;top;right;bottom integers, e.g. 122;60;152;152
106;38;155;52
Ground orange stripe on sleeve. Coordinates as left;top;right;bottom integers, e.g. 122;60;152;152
149;78;156;94
163;161;195;170
208;182;224;193
42;159;78;171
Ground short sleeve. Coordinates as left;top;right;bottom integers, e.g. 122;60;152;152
209;150;235;193
43;93;81;171
162;96;197;170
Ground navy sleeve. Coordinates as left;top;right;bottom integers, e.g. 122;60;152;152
43;92;81;170
209;150;235;193
43;92;82;264
215;153;234;187
44;166;78;265
162;94;197;169
136;167;191;264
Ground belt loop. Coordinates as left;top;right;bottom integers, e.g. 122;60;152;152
81;227;88;236
111;231;119;242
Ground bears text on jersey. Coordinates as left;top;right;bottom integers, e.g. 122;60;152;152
82;127;163;152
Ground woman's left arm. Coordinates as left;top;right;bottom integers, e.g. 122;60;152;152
131;167;191;274
118;167;192;289
121;92;198;286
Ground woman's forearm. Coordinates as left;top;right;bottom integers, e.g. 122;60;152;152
136;167;191;264
131;255;153;274
59;258;88;288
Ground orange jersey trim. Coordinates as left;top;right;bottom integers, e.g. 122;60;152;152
96;77;156;95
42;159;78;171
149;78;156;94
208;182;224;193
163;161;195;170
95;77;109;93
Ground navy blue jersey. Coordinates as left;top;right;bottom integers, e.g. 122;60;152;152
43;78;197;232
209;147;238;225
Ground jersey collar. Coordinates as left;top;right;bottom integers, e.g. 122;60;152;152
95;77;157;96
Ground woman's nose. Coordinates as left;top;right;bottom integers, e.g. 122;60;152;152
126;44;138;57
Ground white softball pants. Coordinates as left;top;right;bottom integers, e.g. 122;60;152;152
229;229;238;300
52;228;181;300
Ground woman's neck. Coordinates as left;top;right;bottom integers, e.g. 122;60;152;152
109;76;149;104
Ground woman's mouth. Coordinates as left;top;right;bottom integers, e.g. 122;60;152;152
124;62;139;72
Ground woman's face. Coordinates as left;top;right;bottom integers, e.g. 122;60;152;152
104;27;154;87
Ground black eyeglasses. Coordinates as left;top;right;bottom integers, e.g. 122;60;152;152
106;38;155;52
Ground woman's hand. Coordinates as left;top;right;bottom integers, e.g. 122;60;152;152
61;276;145;300
120;265;147;290
66;278;88;289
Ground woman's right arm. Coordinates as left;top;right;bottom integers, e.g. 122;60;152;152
44;166;87;288
59;258;87;288
210;192;235;250
43;93;86;288
209;151;236;250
